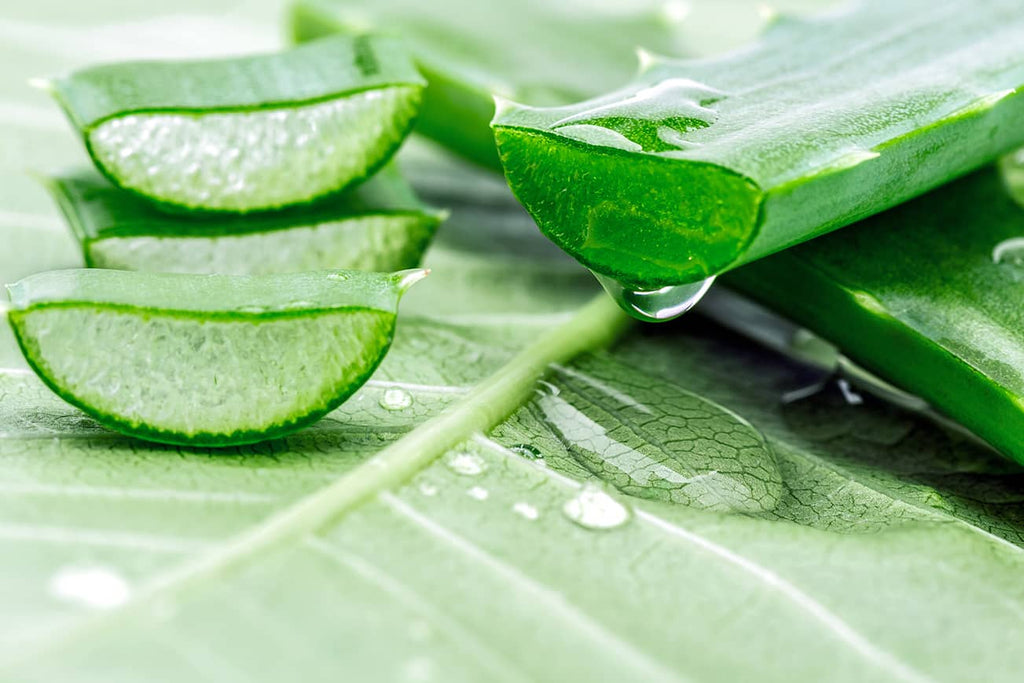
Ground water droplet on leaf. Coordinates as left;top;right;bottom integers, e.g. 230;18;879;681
562;484;631;530
380;388;413;411
50;565;131;609
467;486;489;501
512;501;540;520
992;237;1024;266
508;443;543;460
445;451;486;476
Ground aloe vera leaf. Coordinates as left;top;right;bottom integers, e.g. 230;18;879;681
42;165;443;274
289;0;704;169
493;0;1024;289
724;166;1024;462
43;35;425;213
5;268;423;446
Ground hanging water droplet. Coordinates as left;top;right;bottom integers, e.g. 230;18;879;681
467;486;489;501
445;451;486;476
992;237;1024;266
49;565;131;609
562;484;631;530
380;388;413;411
512;501;540;520
593;272;715;322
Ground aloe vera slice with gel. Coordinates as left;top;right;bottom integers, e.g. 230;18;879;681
4;269;425;446
493;0;1024;303
43;166;443;274
41;35;425;213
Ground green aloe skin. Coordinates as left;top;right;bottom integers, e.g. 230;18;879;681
42;34;425;213
42;165;443;274
727;166;1024;463
493;0;1024;291
289;0;709;169
5;269;424;446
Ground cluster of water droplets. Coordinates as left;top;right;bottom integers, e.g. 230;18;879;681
551;78;724;154
89;86;417;211
594;272;716;322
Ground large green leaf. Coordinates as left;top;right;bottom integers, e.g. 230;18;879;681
4;4;1024;682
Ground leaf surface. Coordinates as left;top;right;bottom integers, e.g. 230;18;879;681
3;5;1024;683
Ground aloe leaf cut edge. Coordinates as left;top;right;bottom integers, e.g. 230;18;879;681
43;34;426;213
5;269;425;447
42;165;443;274
493;0;1024;291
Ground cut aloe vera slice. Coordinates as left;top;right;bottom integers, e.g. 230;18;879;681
43;35;425;213
493;0;1024;290
725;166;1024;463
4;268;424;446
43;165;443;274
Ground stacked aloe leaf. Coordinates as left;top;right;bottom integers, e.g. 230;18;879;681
7;35;445;446
294;0;1024;465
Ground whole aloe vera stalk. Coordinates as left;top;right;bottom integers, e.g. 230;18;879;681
494;0;1024;292
726;166;1024;462
290;0;700;169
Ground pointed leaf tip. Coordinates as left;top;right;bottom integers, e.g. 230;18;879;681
396;268;429;293
491;95;519;123
635;47;669;74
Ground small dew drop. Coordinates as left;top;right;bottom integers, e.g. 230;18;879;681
562;484;631;530
836;379;864;406
380;388;413;411
326;272;350;282
992;237;1024;266
594;272;716;322
417;481;438;497
49;565;131;609
467;486;489;501
508;444;543;460
512;501;540;520
536;380;561;396
445;451;486;476
403;656;433;682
